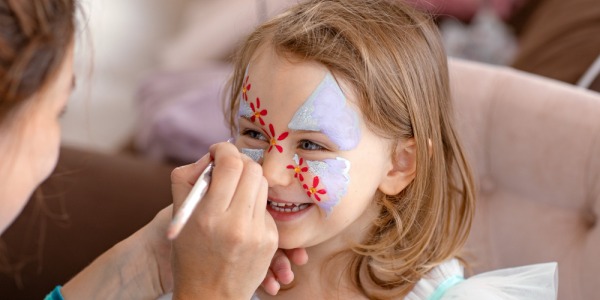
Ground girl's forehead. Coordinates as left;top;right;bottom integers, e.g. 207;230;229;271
247;50;330;113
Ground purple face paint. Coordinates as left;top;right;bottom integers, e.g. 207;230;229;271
291;154;350;216
288;73;361;151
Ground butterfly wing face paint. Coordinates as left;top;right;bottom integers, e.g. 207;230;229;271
305;157;350;216
239;99;253;118
288;73;361;151
289;154;350;216
241;148;265;163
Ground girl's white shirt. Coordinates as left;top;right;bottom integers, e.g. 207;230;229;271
161;259;558;300
405;258;558;300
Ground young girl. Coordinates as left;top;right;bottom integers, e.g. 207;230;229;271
210;0;557;298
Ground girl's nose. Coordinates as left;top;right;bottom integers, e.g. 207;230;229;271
261;151;294;188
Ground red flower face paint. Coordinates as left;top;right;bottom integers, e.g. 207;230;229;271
242;75;251;102
303;176;327;201
238;74;253;117
286;156;308;181
266;123;289;153
291;155;351;216
250;97;267;126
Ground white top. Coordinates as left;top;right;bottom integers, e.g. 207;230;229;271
162;259;559;300
405;259;558;300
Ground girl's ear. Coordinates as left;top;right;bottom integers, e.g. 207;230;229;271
379;138;417;195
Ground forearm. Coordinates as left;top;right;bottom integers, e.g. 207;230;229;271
61;229;164;300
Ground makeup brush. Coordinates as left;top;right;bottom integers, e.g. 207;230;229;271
167;162;214;240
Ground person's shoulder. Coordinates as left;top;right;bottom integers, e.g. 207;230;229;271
405;258;464;300
406;259;558;300
445;261;558;300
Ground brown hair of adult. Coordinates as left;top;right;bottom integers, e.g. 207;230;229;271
226;0;475;298
0;0;76;123
0;0;76;285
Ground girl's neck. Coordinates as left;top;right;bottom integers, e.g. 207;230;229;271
257;242;364;299
258;203;380;299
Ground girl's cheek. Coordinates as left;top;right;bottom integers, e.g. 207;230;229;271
289;154;351;216
240;147;352;217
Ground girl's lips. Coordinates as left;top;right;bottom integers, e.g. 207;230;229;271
266;199;314;221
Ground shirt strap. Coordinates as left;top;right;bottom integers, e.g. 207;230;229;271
427;275;464;300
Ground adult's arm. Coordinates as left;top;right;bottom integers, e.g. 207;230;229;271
61;207;172;299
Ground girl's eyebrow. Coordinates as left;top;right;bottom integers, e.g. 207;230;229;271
294;129;323;134
295;130;336;143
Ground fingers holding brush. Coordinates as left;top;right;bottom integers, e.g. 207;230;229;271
170;142;277;299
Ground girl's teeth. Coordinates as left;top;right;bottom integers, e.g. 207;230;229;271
268;200;310;213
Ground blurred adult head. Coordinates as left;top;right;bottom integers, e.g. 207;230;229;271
0;0;76;233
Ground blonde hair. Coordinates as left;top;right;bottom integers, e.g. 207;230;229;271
225;0;475;298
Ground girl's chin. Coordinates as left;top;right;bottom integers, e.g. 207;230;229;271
277;232;309;249
276;226;325;250
269;204;326;249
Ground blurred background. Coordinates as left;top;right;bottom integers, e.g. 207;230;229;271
62;0;188;152
61;0;600;161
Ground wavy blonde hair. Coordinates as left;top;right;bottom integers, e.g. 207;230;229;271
225;0;475;298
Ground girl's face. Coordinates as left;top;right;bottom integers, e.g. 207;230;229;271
0;45;74;234
235;47;394;249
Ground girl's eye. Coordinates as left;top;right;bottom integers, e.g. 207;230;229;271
299;139;325;151
242;129;268;141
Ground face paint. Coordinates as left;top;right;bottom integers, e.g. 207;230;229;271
242;75;251;102
305;157;350;216
238;95;253;118
238;67;254;118
241;148;264;163
238;67;353;216
288;154;351;216
287;154;309;181
250;97;267;126
265;123;289;153
288;73;361;150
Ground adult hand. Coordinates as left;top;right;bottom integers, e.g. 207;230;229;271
140;209;308;298
170;142;278;299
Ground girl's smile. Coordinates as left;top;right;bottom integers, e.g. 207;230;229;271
266;197;315;222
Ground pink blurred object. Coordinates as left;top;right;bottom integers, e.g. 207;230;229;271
406;0;527;21
133;64;232;163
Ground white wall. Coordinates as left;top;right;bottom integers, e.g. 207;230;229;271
61;0;188;152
